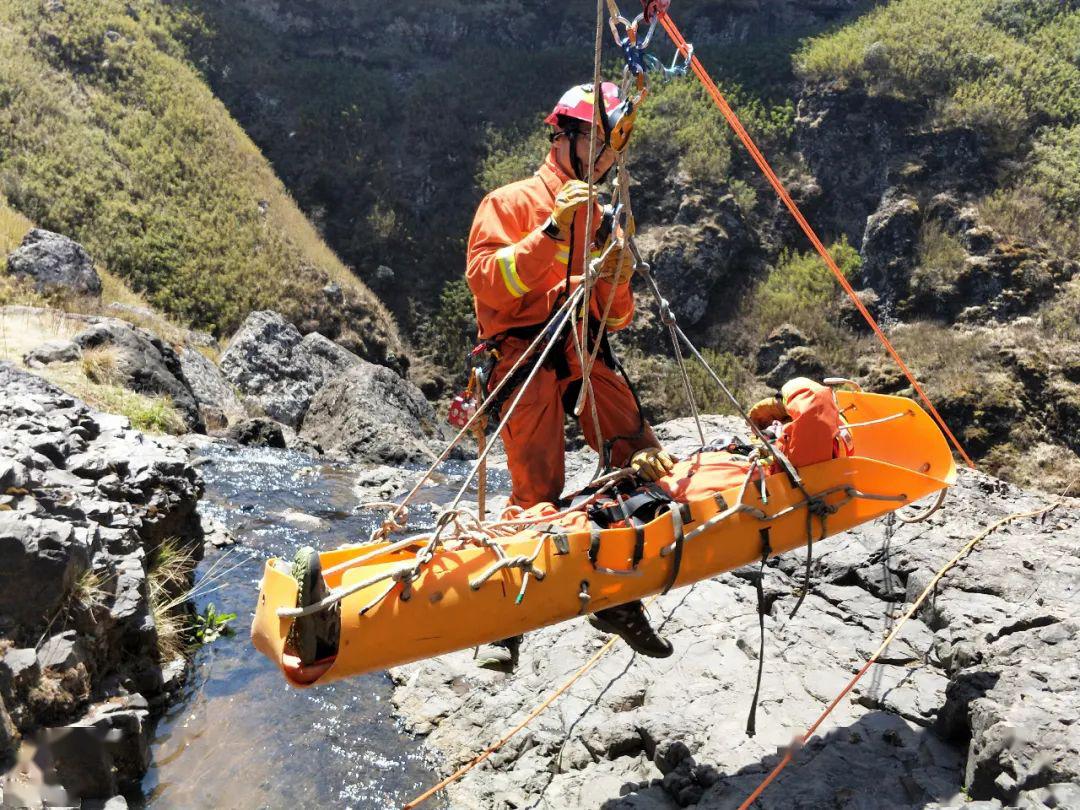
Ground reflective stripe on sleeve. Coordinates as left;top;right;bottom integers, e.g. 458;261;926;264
606;309;632;329
495;245;528;298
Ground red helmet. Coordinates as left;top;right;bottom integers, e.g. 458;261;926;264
544;82;623;127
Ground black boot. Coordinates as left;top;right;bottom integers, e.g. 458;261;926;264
288;546;341;666
588;600;672;658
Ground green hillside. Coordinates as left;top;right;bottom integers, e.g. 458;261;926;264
798;0;1080;259
0;0;400;364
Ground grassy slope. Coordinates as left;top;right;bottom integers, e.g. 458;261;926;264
0;0;398;356
797;0;1080;256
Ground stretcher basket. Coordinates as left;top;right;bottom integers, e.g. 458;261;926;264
252;391;956;686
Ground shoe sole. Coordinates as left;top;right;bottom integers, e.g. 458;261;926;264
587;614;674;659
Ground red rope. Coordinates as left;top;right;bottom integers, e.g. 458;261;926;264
659;14;975;469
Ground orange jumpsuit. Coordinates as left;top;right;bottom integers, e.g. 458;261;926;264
466;153;658;508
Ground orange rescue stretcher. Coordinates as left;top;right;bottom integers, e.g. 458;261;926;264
252;390;956;687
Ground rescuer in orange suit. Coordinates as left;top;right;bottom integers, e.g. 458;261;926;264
466;82;675;666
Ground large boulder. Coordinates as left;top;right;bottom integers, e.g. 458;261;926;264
218;310;362;428
0;513;91;629
227;417;287;449
177;347;245;431
299;362;446;464
23;339;82;367
73;321;205;433
6;229;101;298
639;192;755;327
860;191;920;306
0;362;203;797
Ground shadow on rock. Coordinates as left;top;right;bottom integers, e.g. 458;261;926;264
599;710;964;809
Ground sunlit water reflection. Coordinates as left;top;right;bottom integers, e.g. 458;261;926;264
144;443;500;808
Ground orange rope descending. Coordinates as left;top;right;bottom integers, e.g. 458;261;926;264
659;14;976;470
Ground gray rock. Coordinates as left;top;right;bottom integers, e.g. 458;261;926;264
837;287;883;333
860;192;920;306
763;344;827;389
0;361;202;784
640;192;755;326
390;415;1080;809
754;324;807;374
0;459;30;491
177;347;245;431
0;647;40;694
44;697;150;798
6;229;101;297
38;630;85;671
219;310;363;427
23;339;82;366
73;320;205;433
0;513;89;628
298;361;446;464
227;417;287;449
200;514;235;549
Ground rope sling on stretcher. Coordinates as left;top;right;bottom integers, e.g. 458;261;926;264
251;2;976;806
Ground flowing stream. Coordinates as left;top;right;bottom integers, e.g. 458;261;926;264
142;444;493;808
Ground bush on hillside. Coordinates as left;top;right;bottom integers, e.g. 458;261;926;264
750;237;861;333
1031;125;1080;216
979;186;1080;261
423;277;477;373
795;0;1080;148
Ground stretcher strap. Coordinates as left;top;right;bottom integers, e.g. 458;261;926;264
746;526;772;738
660;504;686;595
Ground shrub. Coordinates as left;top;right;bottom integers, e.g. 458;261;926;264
979;185;1080;260
1031;125;1080;216
750;236;861;334
796;0;1080;146
1041;279;1080;341
423;277;477;373
148;538;198;663
81;347;122;386
478;126;551;192
908;222;968;308
0;197;32;261
625;346;764;424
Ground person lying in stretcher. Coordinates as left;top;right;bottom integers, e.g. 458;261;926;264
508;377;852;533
286;378;850;671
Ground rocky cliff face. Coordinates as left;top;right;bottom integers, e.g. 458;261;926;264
391;415;1080;809
0;363;204;802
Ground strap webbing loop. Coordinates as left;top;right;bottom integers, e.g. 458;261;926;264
746;527;772;737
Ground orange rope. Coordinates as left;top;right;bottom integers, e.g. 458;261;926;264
736;488;1073;809
659;14;975;469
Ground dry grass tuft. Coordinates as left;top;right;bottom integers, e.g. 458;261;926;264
148;539;199;664
80;345;121;385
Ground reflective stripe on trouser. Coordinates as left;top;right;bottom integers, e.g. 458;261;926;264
492;337;659;509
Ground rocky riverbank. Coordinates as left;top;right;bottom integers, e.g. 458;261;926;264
0;363;204;806
390;416;1080;809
